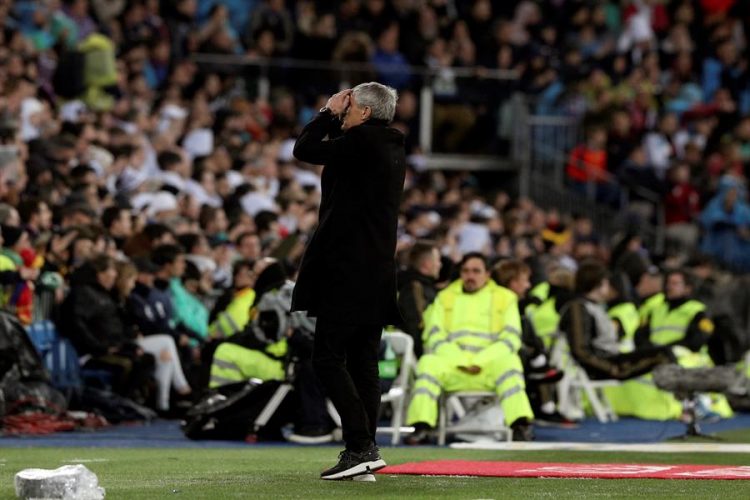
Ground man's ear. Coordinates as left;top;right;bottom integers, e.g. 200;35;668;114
362;106;372;121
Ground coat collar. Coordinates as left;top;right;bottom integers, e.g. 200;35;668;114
364;118;390;127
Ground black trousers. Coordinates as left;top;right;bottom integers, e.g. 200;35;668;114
312;317;382;452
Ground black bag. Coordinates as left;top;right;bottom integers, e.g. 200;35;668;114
182;380;293;441
75;386;156;424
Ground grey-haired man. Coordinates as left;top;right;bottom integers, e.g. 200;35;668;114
292;82;405;481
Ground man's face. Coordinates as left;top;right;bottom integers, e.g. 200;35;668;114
170;255;186;278
97;266;118;290
666;273;689;300
239;234;261;260
422;248;442;279
341;93;370;131
595;278;611;303
460;257;490;293
37;202;53;230
113;210;133;237
509;271;531;298
73;238;94;262
234;265;254;289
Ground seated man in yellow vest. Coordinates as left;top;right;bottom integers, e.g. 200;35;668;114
405;252;535;443
560;260;674;381
209;261;335;443
634;268;734;419
209;260;299;388
208;259;256;339
527;264;575;349
635;269;714;357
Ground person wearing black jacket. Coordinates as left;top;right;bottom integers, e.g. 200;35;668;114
396;240;441;358
559;260;673;381
292;82;405;481
59;254;154;401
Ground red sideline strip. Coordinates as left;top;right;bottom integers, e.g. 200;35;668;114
380;460;750;480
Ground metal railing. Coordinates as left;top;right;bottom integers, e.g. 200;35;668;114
191;53;665;249
513;98;665;251
191;53;518;158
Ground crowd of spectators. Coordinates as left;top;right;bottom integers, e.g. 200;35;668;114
0;0;749;428
547;0;750;271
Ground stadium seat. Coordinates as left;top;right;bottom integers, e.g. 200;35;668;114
550;334;619;423
25;320;111;395
376;330;417;446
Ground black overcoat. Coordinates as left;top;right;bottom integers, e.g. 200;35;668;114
291;112;406;326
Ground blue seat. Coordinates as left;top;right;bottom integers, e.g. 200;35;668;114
26;320;111;393
26;320;57;360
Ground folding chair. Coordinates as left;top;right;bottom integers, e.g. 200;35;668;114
376;330;417;446
550;334;619;423
437;391;512;445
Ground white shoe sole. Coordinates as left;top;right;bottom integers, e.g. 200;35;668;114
351;473;376;482
321;459;386;480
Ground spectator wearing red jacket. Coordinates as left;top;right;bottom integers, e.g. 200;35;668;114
567;127;621;206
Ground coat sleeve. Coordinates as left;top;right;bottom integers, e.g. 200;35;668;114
679;311;712;352
397;281;426;355
293;113;356;165
563;301;621;378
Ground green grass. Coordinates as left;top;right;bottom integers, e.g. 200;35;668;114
3;446;750;499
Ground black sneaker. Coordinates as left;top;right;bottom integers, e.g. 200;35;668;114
527;367;564;385
404;424;432;445
535;411;579;429
320;445;386;480
510;418;535;441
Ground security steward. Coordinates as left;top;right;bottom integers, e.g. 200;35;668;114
405;252;535;442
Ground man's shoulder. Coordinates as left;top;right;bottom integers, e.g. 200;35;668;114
348;123;405;141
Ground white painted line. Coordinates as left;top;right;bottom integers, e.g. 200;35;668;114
449;442;750;453
62;459;110;463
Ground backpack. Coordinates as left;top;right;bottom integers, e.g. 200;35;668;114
182;379;293;441
76;386;156;424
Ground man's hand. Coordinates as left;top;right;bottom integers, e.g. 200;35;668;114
457;365;481;375
326;89;352;117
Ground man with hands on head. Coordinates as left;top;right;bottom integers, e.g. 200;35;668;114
291;83;406;481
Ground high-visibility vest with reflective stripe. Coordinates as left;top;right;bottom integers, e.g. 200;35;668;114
609;302;639;345
649;299;705;346
638;293;665;324
209;288;256;338
423;279;520;356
